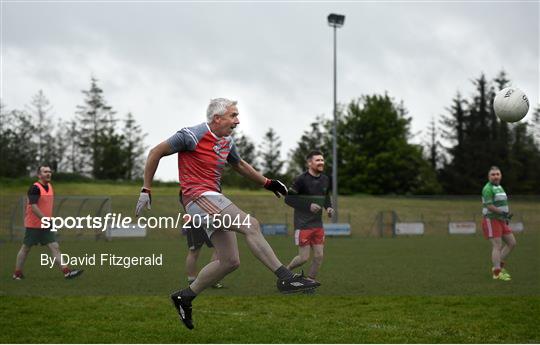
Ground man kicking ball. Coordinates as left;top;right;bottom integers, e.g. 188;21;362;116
285;150;333;286
135;98;319;329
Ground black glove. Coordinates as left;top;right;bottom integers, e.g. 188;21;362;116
264;179;288;198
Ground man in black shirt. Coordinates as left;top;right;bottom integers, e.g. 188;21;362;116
285;150;333;282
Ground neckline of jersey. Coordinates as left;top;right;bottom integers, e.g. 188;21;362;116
307;171;322;178
205;122;221;140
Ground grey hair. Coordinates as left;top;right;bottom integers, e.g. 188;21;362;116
488;166;501;174
206;98;237;122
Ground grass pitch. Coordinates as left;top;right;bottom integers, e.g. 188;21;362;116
0;181;539;343
1;235;539;343
2;296;539;343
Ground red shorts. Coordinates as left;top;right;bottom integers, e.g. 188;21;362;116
295;227;325;247
482;218;512;239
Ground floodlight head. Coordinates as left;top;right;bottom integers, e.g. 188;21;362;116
327;13;345;28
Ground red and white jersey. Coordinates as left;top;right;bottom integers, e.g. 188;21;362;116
167;122;241;205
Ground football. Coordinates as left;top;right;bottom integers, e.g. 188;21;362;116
493;87;530;123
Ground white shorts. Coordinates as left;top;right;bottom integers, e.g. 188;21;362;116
185;192;233;239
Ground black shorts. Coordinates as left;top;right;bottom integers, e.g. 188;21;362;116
186;226;213;251
23;228;56;246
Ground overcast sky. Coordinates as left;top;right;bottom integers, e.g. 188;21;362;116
2;1;539;181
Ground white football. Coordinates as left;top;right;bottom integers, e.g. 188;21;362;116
493;87;530;123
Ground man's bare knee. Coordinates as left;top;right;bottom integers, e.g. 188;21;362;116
20;245;31;254
242;217;260;234
313;253;323;263
298;252;310;265
48;242;60;251
222;257;240;272
187;249;201;259
491;240;502;250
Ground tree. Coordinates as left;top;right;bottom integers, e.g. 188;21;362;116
287;115;329;176
221;131;259;188
233;131;257;168
441;74;502;193
25;90;69;171
439;72;540;194
0;105;37;177
95;125;125;180
0;101;10;174
488;71;511;175
439;93;468;192
336;94;440;194
75;77;117;177
26;90;54;163
531;106;540;192
122;113;147;180
531;105;540;147
424;117;441;171
258;128;285;178
59;119;84;174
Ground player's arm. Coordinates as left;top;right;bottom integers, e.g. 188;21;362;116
487;204;513;224
324;177;334;218
230;159;288;197
142;141;175;190
227;139;287;197
486;204;512;220
483;188;512;219
28;185;45;219
284;177;311;212
30;204;45;219
136;129;192;216
483;188;499;214
136;140;175;216
231;159;266;185
486;204;504;214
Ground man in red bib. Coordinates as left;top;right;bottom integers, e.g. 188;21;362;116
12;165;83;280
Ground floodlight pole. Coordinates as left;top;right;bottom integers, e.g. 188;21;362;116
328;13;344;223
331;24;338;224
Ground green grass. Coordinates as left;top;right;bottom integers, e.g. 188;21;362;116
1;181;539;342
1;235;539;296
1;296;538;343
1;235;539;342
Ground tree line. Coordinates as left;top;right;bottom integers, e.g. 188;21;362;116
1;78;147;180
226;71;540;195
1;72;539;194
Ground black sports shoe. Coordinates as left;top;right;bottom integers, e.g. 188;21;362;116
277;273;321;294
64;269;84;279
170;291;194;330
300;269;321;285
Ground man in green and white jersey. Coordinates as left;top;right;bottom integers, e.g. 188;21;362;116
481;166;516;281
